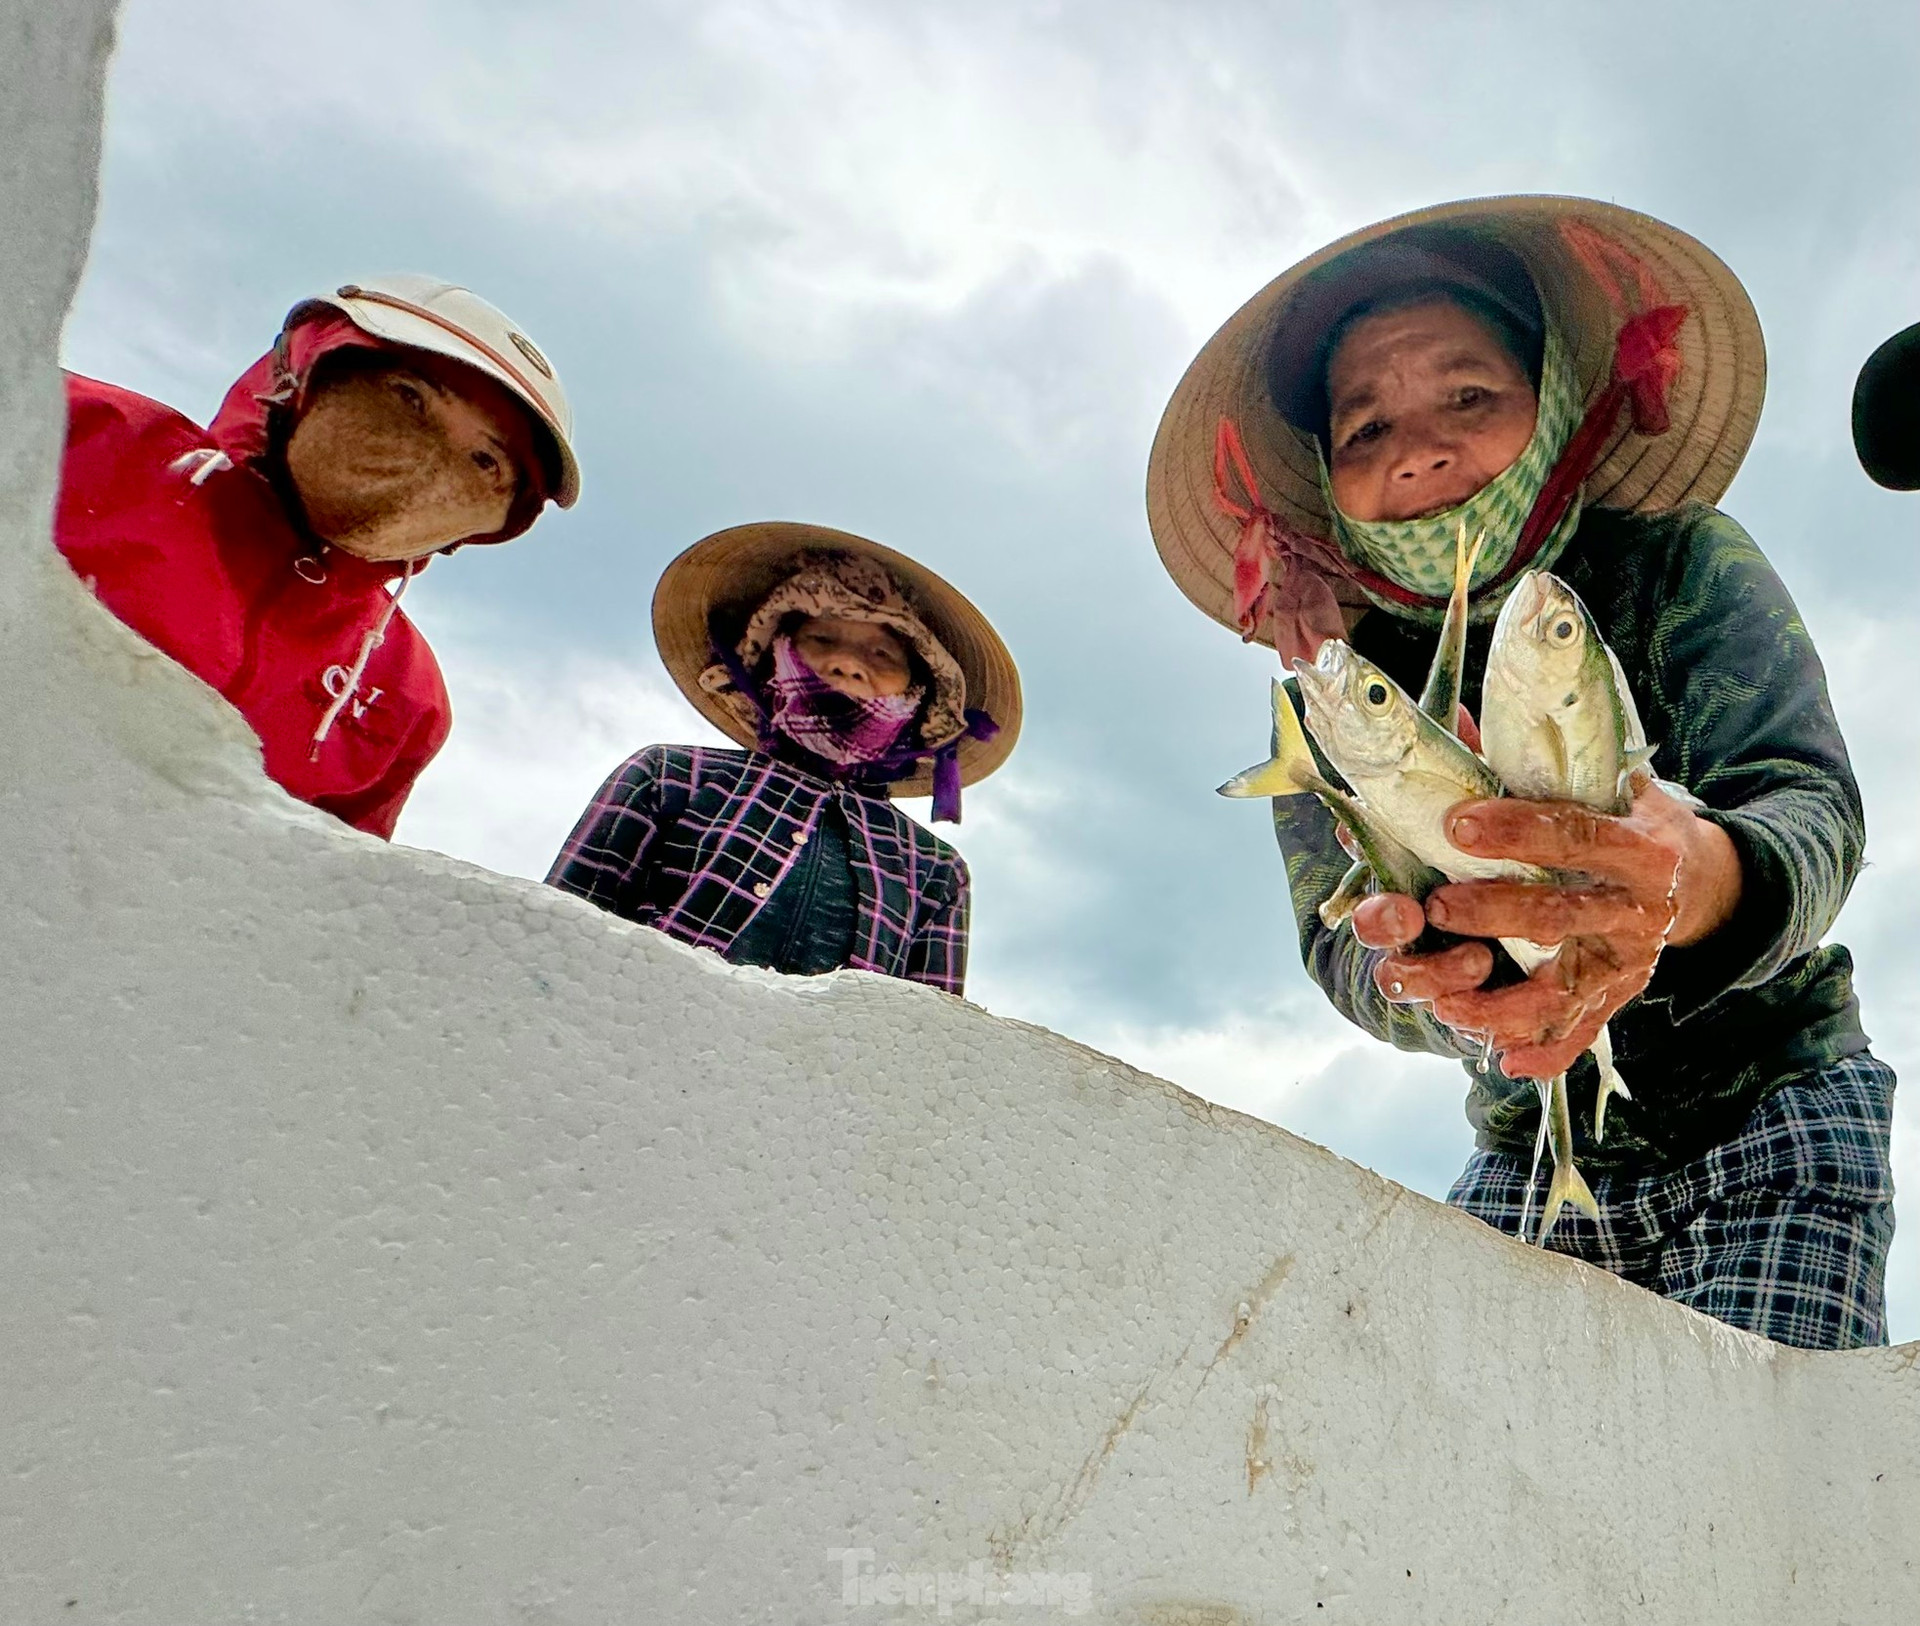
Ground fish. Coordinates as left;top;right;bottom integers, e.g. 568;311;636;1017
1289;638;1603;1248
1219;675;1440;931
1219;525;1482;931
1482;569;1653;815
1217;531;1604;1248
1482;572;1648;1143
1290;640;1517;881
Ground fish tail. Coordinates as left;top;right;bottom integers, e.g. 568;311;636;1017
1589;1026;1631;1144
1218;678;1322;798
1537;1155;1600;1247
1537;1071;1601;1247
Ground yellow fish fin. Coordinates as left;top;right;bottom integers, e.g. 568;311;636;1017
1218;678;1326;799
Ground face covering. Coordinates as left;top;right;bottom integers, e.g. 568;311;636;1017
1318;321;1585;620
764;635;923;767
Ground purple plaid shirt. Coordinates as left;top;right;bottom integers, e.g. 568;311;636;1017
547;745;970;995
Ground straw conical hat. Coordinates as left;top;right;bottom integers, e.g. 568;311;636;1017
653;522;1022;796
1146;194;1766;642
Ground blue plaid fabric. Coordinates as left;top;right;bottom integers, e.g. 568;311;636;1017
1448;1053;1896;1350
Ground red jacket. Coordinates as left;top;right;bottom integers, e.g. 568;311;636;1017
54;319;451;839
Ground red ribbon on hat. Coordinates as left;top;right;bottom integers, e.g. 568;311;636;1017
1506;221;1690;567
1212;417;1357;664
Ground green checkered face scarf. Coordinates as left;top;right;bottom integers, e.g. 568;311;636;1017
1318;322;1583;620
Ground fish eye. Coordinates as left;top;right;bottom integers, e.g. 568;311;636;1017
1363;679;1391;710
1548;615;1579;646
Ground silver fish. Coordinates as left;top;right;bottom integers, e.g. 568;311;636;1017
1219;677;1439;929
1292;638;1601;1247
1291;641;1516;881
1219;525;1484;928
1482;570;1652;815
1219;533;1602;1247
1483;571;1647;1144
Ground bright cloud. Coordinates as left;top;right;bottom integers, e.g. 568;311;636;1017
72;0;1920;1340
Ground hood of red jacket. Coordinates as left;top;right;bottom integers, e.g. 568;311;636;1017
207;310;547;548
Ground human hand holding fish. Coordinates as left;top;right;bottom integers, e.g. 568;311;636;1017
1220;537;1702;1242
1219;540;1740;1240
1366;779;1744;1078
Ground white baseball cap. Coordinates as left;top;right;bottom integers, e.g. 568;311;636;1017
297;273;580;507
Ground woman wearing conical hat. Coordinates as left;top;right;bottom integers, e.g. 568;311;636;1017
547;524;1019;995
1150;197;1891;1349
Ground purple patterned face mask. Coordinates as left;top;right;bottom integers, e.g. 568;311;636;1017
765;635;923;767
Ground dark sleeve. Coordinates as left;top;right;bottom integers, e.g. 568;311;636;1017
904;855;970;996
546;747;671;920
1638;508;1864;1016
1268;683;1479;1063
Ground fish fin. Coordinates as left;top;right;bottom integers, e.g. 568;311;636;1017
1318;858;1374;929
1651;774;1705;812
1416;523;1486;727
1539;714;1574;794
1219;679;1325;798
1538;1148;1600;1248
1614;743;1660;803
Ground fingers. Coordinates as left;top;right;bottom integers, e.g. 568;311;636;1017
1499;1038;1604;1080
1454;704;1482;753
1431;981;1611;1071
1447;798;1682;897
1375;940;1495;1003
1430;935;1661;1078
1351;892;1427;950
1425;880;1667;943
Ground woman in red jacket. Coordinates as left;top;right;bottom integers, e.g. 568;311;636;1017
55;275;581;837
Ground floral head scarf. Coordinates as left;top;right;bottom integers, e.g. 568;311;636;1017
698;550;970;751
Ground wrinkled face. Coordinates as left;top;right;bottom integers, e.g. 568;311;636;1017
1325;295;1539;523
284;352;537;562
1291;641;1422;781
792;616;914;698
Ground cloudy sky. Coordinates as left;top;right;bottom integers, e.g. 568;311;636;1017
67;0;1920;1338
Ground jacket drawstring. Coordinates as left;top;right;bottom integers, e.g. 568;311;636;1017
169;448;234;487
310;560;415;759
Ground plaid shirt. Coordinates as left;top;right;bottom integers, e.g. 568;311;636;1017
1448;1053;1895;1350
548;745;970;994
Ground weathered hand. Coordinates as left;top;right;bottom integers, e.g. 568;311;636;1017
1353;893;1498;1002
1406;783;1741;1078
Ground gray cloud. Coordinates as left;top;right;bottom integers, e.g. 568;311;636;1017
67;0;1920;1335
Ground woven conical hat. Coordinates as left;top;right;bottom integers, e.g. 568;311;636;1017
1146;195;1766;642
653;522;1022;796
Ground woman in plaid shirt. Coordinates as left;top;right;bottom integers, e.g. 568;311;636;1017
548;524;1020;996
